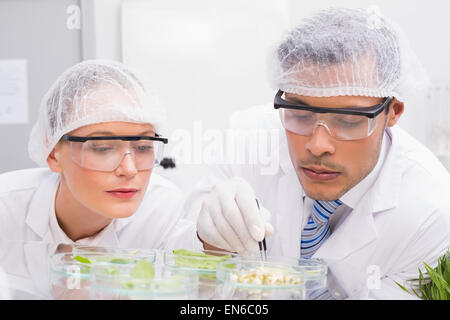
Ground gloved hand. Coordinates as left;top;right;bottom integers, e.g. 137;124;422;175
197;176;274;255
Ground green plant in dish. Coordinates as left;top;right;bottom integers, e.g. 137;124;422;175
71;254;148;279
130;259;155;279
173;249;232;270
119;259;156;290
73;255;138;265
72;255;92;274
73;255;91;264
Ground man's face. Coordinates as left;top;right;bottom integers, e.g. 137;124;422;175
284;93;389;201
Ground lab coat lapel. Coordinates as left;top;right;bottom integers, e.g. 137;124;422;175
23;242;54;298
25;173;60;240
275;172;304;258
275;132;305;259
313;194;377;261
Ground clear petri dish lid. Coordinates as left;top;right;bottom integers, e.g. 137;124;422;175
297;258;327;280
235;254;327;281
216;257;305;290
163;249;238;274
91;262;198;298
72;244;157;258
49;250;156;279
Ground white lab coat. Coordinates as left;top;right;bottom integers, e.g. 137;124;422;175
185;104;450;299
0;168;200;251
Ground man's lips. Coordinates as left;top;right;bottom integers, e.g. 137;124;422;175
301;166;341;181
106;188;139;199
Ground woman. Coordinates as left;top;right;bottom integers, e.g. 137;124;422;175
0;60;198;249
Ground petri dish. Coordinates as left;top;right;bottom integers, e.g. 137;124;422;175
90;262;198;300
297;258;328;298
216;257;306;300
49;249;157;300
72;244;150;256
163;249;237;299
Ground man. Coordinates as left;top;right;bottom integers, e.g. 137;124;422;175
187;7;450;299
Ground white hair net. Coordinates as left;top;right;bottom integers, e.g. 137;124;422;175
268;7;429;102
28;59;166;167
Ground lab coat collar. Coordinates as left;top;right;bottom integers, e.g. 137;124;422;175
339;129;390;210
25;171;60;240
278;128;295;177
369;126;401;213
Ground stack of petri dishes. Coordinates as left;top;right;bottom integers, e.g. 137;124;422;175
51;245;198;300
163;249;237;299
50;246;157;300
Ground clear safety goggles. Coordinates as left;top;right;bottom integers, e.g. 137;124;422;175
60;134;168;172
274;90;392;141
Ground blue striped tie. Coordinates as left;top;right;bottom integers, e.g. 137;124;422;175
301;199;343;300
301;199;343;259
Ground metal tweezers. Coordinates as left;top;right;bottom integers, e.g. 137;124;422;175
255;199;267;261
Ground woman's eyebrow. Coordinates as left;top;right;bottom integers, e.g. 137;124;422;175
86;130;155;136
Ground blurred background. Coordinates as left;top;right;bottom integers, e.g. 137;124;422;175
0;0;449;192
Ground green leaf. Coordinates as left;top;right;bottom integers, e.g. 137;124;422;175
122;282;135;290
102;267;119;276
109;258;134;264
394;281;411;294
73;255;91;264
130;259;155;279
173;249;232;270
393;250;450;300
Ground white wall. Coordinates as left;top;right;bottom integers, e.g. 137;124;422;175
119;0;291;190
1;0;449;183
0;0;82;173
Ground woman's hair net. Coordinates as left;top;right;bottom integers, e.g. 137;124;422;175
268;7;429;102
28;59;166;167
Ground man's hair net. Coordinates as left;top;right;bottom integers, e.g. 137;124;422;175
268;7;429;101
28;59;166;167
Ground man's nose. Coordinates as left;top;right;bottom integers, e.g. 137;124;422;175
115;152;138;177
304;123;336;157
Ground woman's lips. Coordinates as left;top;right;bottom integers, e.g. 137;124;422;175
302;167;340;181
106;189;138;199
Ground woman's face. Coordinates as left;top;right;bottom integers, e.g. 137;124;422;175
48;121;155;219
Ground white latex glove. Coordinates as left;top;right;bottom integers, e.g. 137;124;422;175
197;176;274;255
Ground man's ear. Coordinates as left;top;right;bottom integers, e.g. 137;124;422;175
386;98;404;127
47;144;63;173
